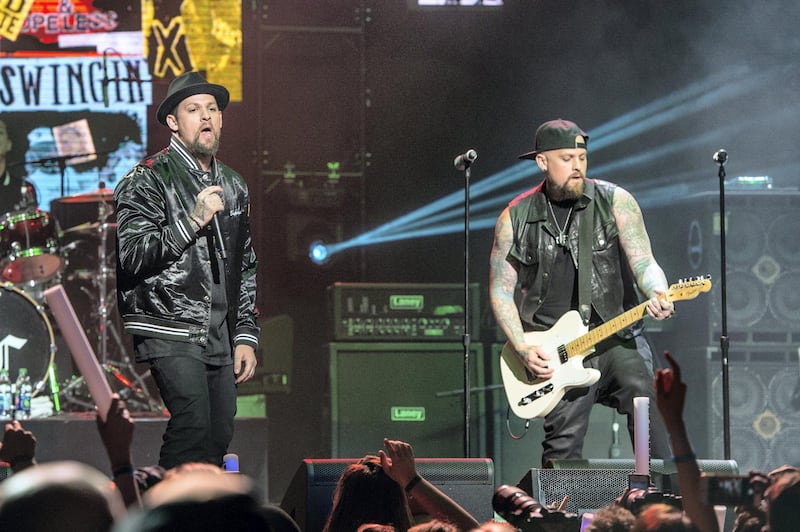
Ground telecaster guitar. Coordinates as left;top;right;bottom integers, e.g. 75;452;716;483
499;276;712;419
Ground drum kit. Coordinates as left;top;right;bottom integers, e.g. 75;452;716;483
0;190;162;416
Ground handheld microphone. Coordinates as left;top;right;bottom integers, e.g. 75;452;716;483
454;149;478;171
102;50;109;107
212;212;227;260
713;149;728;165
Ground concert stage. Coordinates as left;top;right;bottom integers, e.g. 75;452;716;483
22;414;270;500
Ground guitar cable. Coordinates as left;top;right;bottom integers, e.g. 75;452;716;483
505;406;531;440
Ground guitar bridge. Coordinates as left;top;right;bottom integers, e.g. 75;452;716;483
519;383;554;405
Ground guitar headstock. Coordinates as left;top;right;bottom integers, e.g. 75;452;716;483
668;275;712;302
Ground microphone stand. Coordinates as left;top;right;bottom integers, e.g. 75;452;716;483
460;161;473;457
714;151;731;460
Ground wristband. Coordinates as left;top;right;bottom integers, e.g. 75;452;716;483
112;464;134;479
189;215;202;232
672;452;696;464
405;474;422;493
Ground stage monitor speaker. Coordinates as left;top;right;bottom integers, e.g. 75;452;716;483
646;190;800;347
698;347;800;474
280;457;495;531
518;459;738;515
327;342;486;459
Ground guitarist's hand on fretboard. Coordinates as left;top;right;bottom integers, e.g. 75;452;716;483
646;290;675;321
515;343;555;380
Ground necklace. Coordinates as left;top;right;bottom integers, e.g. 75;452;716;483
547;198;573;247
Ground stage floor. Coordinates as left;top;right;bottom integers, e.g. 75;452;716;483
22;414;270;500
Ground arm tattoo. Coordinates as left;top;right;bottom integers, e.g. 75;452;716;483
614;187;668;297
489;209;526;348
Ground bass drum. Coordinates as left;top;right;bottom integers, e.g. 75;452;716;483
0;284;55;397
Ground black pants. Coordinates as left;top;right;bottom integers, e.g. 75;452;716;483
541;334;671;466
149;356;237;469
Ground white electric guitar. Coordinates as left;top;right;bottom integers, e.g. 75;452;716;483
499;276;712;419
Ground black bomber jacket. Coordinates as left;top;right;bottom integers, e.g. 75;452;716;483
114;139;259;350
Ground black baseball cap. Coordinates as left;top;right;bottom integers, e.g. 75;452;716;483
518;119;589;160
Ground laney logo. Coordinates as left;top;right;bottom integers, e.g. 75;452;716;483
389;295;424;311
391;407;426;422
0;334;27;370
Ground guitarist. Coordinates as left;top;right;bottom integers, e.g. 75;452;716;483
489;119;675;466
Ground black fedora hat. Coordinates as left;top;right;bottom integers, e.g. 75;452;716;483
156;72;230;125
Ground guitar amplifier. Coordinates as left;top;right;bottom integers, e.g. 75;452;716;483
327;282;481;341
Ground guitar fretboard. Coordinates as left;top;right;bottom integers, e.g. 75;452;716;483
565;302;648;357
560;277;711;358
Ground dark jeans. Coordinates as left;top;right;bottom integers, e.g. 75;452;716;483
149;356;237;469
541;335;671;466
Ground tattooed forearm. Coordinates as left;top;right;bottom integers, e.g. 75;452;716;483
613;187;668;298
489;209;526;348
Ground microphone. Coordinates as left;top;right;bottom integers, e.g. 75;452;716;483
454;149;477;171
212;213;227;260
102;50;109;107
713;149;728;165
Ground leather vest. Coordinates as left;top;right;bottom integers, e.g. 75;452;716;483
507;178;641;337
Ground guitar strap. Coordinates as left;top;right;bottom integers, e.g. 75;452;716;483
577;194;594;325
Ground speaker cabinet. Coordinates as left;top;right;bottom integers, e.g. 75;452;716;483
688;346;800;474
280;458;495;531
518;459;738;515
327;342;485;459
647;190;800;346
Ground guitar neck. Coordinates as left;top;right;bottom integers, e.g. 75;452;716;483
564;301;648;356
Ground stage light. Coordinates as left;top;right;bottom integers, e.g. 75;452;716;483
309;240;330;265
310;65;789;264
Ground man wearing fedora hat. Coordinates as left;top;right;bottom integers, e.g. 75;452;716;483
489;119;674;465
115;71;259;469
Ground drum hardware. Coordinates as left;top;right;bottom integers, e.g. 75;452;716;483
55;195;162;414
24;152;109;199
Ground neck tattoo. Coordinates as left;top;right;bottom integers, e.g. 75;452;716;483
547;198;574;247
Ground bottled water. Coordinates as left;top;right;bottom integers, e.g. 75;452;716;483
0;369;13;419
15;368;32;419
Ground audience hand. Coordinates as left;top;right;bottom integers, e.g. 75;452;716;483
654;351;686;429
0;420;37;472
378;438;418;489
96;394;135;470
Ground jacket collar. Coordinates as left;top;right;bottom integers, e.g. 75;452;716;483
169;136;219;182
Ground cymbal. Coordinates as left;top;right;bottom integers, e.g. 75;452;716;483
54;188;114;204
14;150;114;167
62;221;117;234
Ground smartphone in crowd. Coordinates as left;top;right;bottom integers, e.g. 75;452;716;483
701;473;754;506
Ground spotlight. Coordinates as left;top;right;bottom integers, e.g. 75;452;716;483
308;240;330;265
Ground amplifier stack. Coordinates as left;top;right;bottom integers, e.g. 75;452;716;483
324;282;486;458
327;282;481;341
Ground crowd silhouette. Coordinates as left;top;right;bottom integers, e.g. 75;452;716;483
1;354;798;531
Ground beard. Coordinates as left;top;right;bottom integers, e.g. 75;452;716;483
546;175;584;202
187;129;220;158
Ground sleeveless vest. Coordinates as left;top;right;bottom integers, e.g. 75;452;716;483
507;178;642;337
